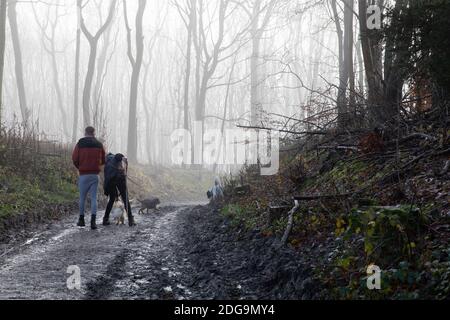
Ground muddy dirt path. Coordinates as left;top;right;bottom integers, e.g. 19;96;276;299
0;204;312;300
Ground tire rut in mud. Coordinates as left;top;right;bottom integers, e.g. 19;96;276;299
62;205;316;300
84;250;128;299
82;207;195;300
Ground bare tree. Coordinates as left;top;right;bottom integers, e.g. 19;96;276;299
358;0;384;125
356;38;365;93
32;2;70;139
331;0;354;128
92;0;115;115
228;0;277;165
248;0;277;127
359;0;408;126
124;0;146;163
79;0;117;127
174;0;197;134
141;22;164;164
383;0;408;118
73;0;82;142
142;59;153;164
8;0;30;126
193;0;241;144
301;11;325;130
344;0;355;119
0;0;7;126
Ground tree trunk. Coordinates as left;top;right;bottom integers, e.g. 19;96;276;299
383;0;407;116
144;106;152;164
192;0;201;164
307;20;325;129
183;0;196;133
192;0;227;165
358;0;384;126
344;0;355;122
213;54;237;172
82;44;97;127
93;15;114;113
49;42;70;138
356;39;365;93
331;0;349;129
0;0;7;127
249;0;276;127
72;1;81;142
8;0;29;126
79;0;116;128
31;3;70;138
141;61;152;164
250;0;262;127
125;0;146;163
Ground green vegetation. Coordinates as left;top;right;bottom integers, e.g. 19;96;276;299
222;137;449;299
0;160;78;220
221;203;260;230
344;205;426;261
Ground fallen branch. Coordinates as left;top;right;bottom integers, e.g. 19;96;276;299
280;192;359;247
293;193;355;201
281;200;301;246
268;112;325;131
439;160;450;176
317;145;360;152
399;133;438;143
235;124;327;136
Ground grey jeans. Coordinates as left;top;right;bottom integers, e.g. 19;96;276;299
78;175;99;217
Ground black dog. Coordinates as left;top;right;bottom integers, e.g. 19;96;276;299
137;197;160;214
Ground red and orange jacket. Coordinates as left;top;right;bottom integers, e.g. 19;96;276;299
72;137;106;175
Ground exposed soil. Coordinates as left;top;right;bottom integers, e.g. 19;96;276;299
0;204;315;300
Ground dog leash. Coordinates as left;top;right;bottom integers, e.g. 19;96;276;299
126;174;147;190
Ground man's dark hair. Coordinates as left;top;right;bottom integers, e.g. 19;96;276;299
85;126;96;136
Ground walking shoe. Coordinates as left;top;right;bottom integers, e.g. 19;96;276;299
77;216;85;227
128;215;136;227
91;217;97;230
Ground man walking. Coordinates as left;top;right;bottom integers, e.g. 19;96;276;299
72;127;106;230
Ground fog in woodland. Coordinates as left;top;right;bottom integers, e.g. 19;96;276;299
0;0;390;168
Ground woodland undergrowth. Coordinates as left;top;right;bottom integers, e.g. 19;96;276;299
222;108;449;299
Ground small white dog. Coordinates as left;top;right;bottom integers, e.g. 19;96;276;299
113;199;139;225
112;200;127;225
